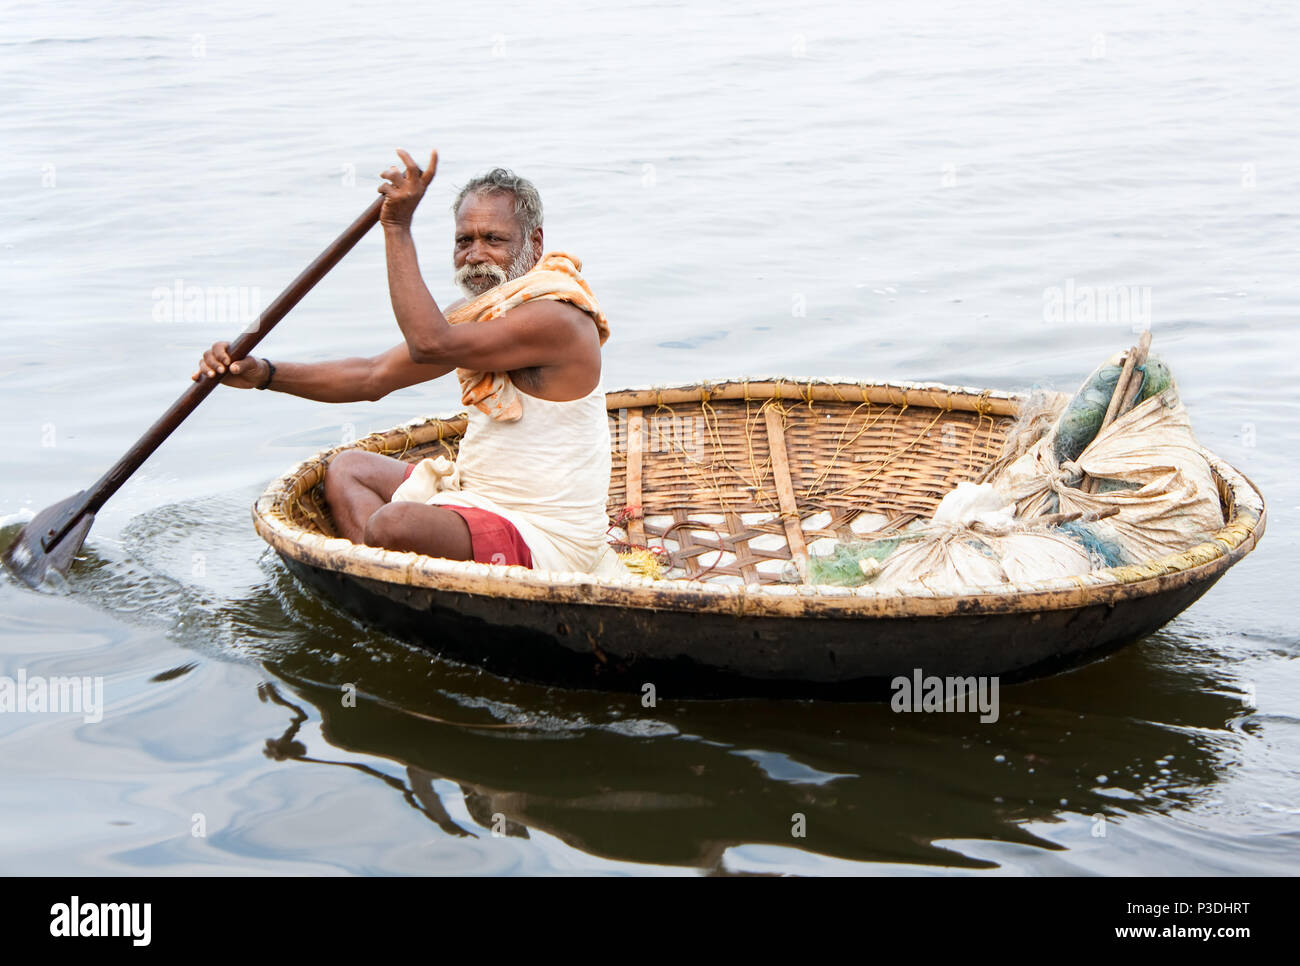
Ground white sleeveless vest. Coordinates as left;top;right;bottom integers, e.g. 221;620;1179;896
390;377;628;576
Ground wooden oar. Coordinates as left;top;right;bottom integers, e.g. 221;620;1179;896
2;197;384;589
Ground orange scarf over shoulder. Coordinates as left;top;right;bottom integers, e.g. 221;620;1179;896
446;251;608;422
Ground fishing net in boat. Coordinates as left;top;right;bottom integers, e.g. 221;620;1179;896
805;535;902;586
1054;519;1127;568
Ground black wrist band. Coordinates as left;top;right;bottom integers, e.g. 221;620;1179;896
256;358;276;391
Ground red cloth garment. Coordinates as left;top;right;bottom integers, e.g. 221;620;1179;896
398;463;534;568
442;504;535;568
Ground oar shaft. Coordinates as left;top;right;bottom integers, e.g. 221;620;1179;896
59;197;384;543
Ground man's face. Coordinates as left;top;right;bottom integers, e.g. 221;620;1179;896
452;191;539;298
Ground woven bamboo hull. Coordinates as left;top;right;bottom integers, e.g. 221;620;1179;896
252;378;1266;698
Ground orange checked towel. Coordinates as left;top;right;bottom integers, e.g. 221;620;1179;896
446;251;609;422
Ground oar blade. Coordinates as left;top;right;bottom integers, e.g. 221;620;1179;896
2;491;94;589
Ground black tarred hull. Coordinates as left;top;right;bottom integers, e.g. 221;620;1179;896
281;554;1222;700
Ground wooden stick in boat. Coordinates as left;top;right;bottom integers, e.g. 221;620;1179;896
1082;330;1152;494
1115;329;1154;415
763;406;810;581
1027;506;1122;527
624;408;647;546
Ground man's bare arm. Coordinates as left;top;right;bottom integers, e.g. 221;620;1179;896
192;341;455;401
273;343;457;401
384;226;598;372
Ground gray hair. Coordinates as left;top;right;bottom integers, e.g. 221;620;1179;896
451;168;544;240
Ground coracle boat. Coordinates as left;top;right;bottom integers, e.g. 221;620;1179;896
252;378;1265;698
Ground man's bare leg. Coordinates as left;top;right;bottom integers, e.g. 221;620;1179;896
323;450;409;543
362;502;473;559
323;451;473;560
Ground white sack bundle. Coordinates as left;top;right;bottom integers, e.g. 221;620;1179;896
872;483;1093;593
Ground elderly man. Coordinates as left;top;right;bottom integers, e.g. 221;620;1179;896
195;149;623;576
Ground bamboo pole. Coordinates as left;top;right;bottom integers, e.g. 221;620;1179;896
1082;331;1152;494
624;408;647;546
763;406;810;581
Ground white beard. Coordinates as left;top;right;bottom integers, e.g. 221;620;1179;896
454;241;537;298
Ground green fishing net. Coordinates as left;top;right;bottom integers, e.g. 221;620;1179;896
806;537;901;587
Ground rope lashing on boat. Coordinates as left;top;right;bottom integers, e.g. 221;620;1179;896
657;518;727;580
288;456;336;530
801;398;887;499
697;393;776;513
610;504;642;525
1055;459;1086;488
922;388;947;411
828;407;949;502
291;492;324;530
378;427;417;460
964;390;998;475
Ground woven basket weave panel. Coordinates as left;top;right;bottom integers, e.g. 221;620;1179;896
782;404;1007;514
609;403;773;515
603;396;1012;584
606;397;1009;517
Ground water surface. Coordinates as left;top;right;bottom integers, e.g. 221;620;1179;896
1;0;1296;874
